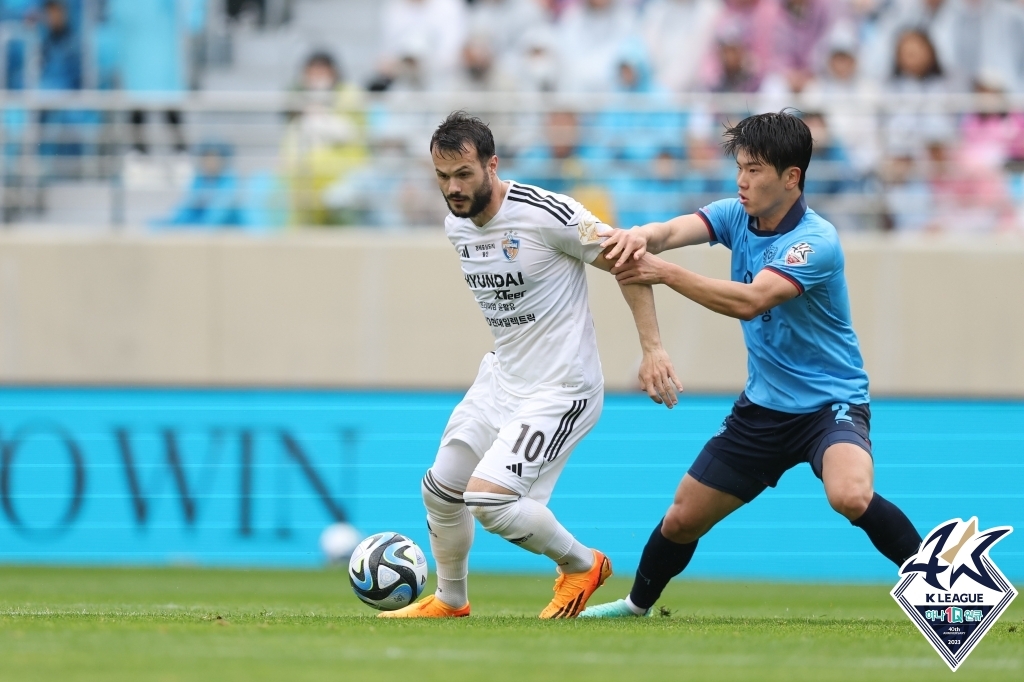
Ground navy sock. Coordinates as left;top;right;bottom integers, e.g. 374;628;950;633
851;493;922;566
628;519;698;610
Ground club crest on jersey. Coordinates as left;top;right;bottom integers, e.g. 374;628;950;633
785;242;813;266
891;517;1016;671
502;231;520;262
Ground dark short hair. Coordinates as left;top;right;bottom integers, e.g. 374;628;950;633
722;111;813;191
430;111;496;164
307;50;338;69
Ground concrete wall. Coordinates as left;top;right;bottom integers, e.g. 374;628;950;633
0;231;1021;395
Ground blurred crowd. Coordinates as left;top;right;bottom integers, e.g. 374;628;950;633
2;0;1024;232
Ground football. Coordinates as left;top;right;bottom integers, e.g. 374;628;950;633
348;532;429;611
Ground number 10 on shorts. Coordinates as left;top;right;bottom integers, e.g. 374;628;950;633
512;424;548;462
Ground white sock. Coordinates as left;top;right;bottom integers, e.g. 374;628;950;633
624;595;648;615
553;538;596;575
463;491;595;573
422;471;473;608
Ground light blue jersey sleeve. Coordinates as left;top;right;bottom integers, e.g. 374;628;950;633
696;199;747;250
762;233;839;296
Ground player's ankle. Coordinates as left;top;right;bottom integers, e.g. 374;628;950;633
555;541;595;574
433;592;468;610
624;596;649;615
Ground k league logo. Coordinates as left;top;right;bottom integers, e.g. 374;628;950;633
891;517;1016;671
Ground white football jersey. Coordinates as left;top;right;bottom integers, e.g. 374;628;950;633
445;181;606;397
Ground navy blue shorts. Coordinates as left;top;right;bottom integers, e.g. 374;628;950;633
688;393;872;503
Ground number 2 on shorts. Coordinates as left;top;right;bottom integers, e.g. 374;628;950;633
832;403;852;423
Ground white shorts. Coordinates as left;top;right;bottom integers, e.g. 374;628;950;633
432;353;603;505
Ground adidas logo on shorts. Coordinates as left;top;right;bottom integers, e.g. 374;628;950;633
505;463;523;477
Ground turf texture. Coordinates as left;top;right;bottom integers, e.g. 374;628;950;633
0;566;1021;681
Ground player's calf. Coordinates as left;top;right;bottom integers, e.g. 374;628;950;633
463;490;594;573
661;474;746;544
421;469;474;609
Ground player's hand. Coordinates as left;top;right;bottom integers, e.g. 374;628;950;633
613;254;667;286
600;226;649;269
638;347;684;408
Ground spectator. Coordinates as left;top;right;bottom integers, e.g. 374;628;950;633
556;0;637;92
703;22;761;92
959;72;1024;173
802;24;882;174
157;143;240;227
36;0;101;177
467;0;548;63
375;0;466;91
509;25;561;92
39;0;80;90
446;36;518;91
610;149;688;227
943;0;1024;94
863;0;955;81
881;152;933;232
281;52;368;226
593;41;684;161
109;0;206;155
926;138;1016;232
860;0;1024;91
700;0;781;85
324;131;448;227
514;110;615;220
803;112;859;195
883;29;954;159
640;0;722;92
802;111;864;229
772;0;835;89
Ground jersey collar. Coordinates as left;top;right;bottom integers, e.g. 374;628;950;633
748;193;806;237
476;180;514;230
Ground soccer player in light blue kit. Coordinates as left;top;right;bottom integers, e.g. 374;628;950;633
582;112;923;618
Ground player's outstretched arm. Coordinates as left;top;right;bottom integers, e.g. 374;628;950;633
599;214;712;269
589;255;683;407
613;255;799;321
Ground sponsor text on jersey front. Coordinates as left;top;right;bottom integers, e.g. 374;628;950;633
446;181;605;397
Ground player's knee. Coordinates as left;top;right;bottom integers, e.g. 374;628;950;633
827;483;873;521
422;470;465;515
463;491;518;534
661;505;711;544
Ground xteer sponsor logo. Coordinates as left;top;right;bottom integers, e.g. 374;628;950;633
892;517;1016;671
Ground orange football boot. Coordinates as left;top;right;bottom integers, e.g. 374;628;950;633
539;549;612;619
377;594;470;618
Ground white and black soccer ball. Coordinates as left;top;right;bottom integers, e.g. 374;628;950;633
348;532;428;611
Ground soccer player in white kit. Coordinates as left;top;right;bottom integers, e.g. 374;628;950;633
379;112;681;619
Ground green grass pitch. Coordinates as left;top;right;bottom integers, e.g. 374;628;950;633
0;566;1021;682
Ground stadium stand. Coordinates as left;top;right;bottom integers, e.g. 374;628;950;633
0;0;1021;231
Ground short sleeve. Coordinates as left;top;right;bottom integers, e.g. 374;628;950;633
547;203;606;264
697;199;747;250
763;235;838;295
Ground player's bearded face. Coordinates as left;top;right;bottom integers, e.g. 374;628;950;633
444;170;492;219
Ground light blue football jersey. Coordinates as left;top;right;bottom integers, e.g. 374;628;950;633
697;195;869;413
